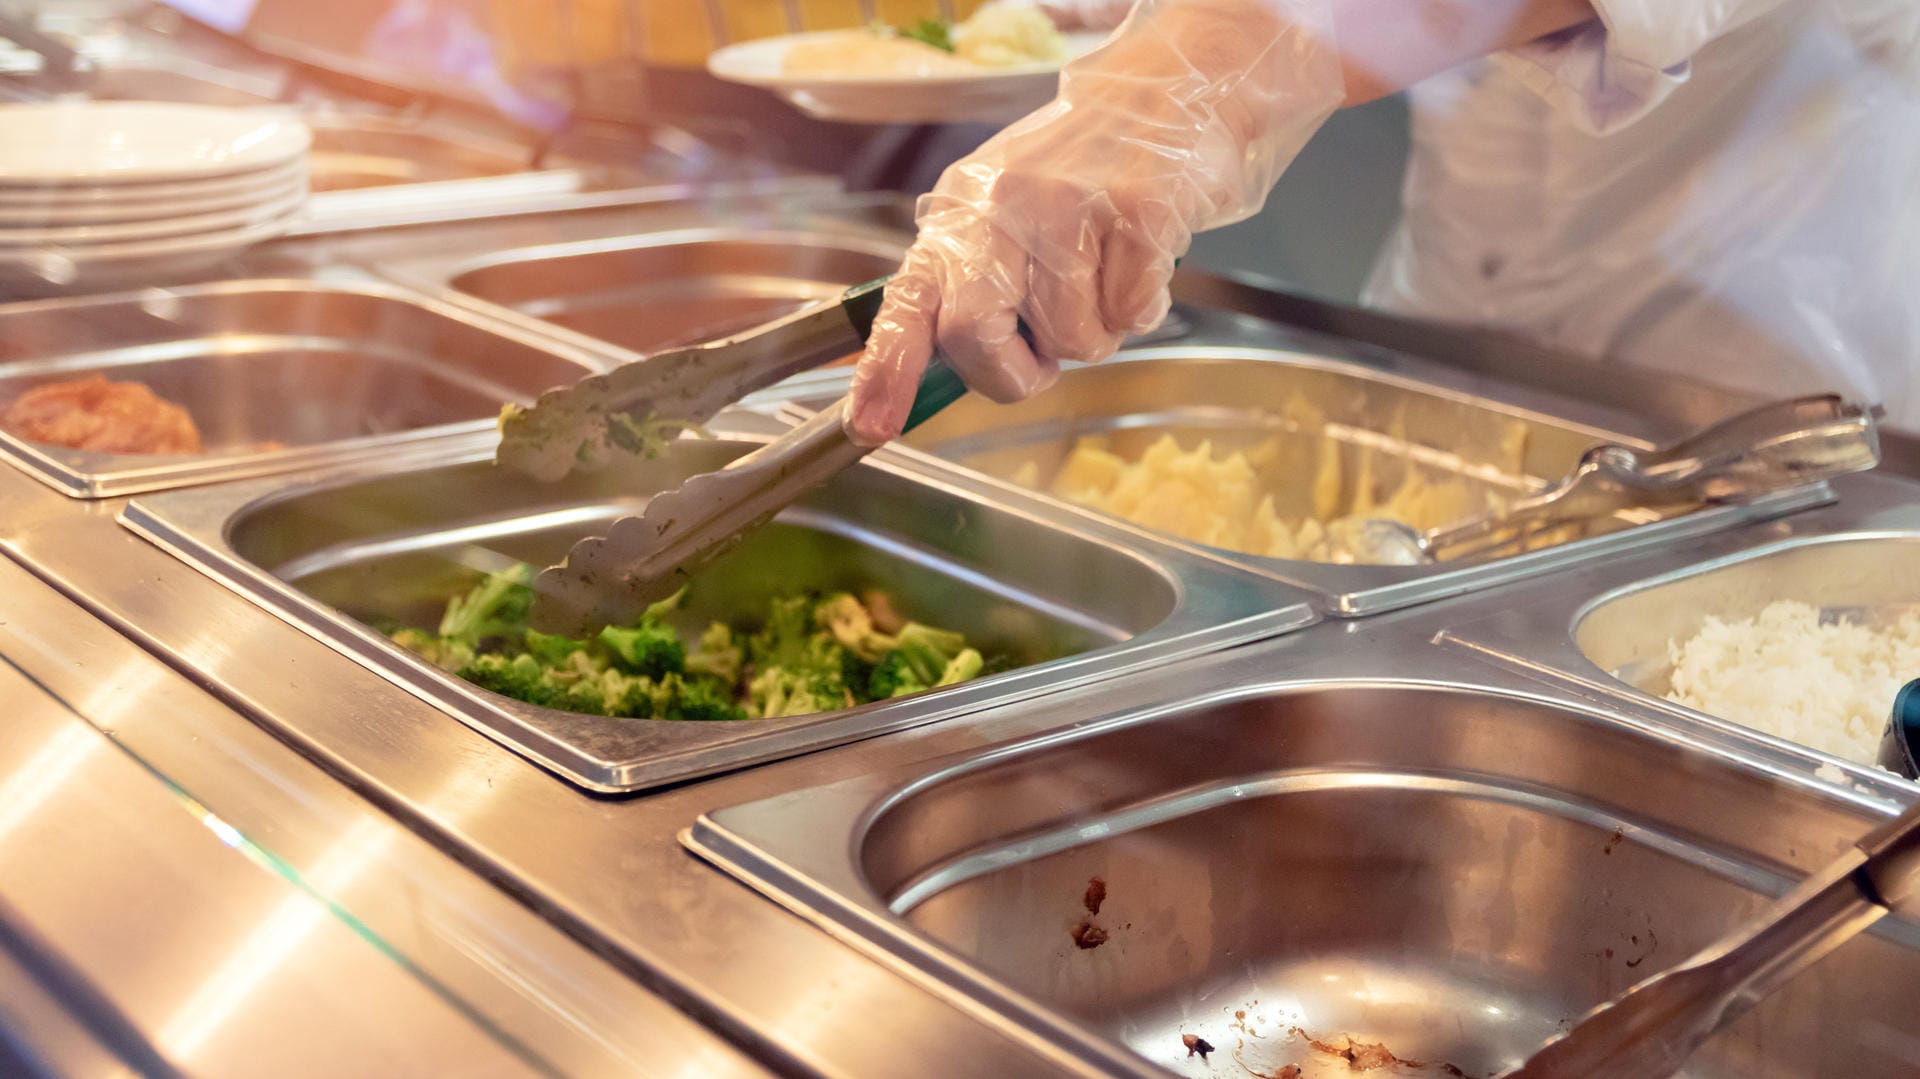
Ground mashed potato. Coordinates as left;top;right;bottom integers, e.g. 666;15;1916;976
953;6;1067;67
1666;600;1920;766
782;5;1065;77
1013;418;1504;565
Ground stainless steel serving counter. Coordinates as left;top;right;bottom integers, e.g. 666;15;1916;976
2;26;1917;1066
0;539;771;1077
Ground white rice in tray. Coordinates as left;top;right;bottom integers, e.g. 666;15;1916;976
1665;600;1920;767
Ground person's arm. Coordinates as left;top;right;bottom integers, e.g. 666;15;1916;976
1334;0;1595;104
1043;0;1597;103
847;0;1596;445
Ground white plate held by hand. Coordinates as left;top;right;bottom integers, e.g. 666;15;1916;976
708;29;1106;125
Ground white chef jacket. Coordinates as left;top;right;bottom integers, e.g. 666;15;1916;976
1363;1;1920;425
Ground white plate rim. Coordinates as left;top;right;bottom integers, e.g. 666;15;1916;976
0;206;301;263
0;175;306;225
0;102;311;184
0;188;308;245
0;156;308;204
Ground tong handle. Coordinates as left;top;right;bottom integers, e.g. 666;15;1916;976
1639;395;1851;468
1621;396;1878;501
1427;396;1878;563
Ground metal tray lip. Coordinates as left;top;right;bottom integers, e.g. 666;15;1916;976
117;433;1318;794
1428;525;1920;811
749;346;1645;448
755;354;1835;618
437;221;912;287
682;673;1861;1079
0;276;617;499
373;218;912;370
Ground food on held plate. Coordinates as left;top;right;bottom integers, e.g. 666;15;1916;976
389;565;991;721
3;374;203;456
782;5;1067;77
1665;600;1920;767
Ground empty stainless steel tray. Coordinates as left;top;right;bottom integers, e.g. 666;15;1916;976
304;113;534;191
0;279;610;497
120;434;1315;793
691;680;1920;1079
443;226;907;358
778;349;1833;616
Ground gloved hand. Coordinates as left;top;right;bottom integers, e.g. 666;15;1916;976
1036;0;1136;31
846;0;1345;446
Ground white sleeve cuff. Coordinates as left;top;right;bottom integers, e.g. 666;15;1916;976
1494;0;1790;135
1492;21;1691;135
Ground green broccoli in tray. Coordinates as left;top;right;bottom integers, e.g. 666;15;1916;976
385;567;997;723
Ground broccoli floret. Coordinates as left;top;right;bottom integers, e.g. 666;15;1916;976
866;650;927;700
598;622;686;679
866;624;979;700
437;565;534;649
748;666;851;719
389;627;475;673
551;666;658;718
656;675;748;722
936;648;984;687
894;623;969;682
815;593;898;662
747;594;817;670
524;628;590;667
686;621;743;683
457;652;561;707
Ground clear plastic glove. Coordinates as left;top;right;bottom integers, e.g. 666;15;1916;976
1036;0;1137;31
846;0;1344;446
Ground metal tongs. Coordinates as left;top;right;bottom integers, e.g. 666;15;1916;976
1332;395;1881;565
1501;790;1920;1078
496;274;972;635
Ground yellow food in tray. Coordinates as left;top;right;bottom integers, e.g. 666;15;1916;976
1010;403;1526;564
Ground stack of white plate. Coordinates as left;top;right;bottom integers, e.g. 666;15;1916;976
0;101;311;295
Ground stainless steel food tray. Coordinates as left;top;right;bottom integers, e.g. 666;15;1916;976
120;432;1317;793
1433;472;1920;805
690;672;1920;1079
0;278;613;498
772;349;1833;616
433;225;909;359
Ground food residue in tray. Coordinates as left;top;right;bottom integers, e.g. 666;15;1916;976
1070;920;1108;949
1210;1014;1477;1079
1008;398;1529;565
1084;876;1107;915
783;6;1065;77
1;374;287;457
1182;1034;1215;1060
388;565;993;721
1664;599;1920;766
4;375;203;456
